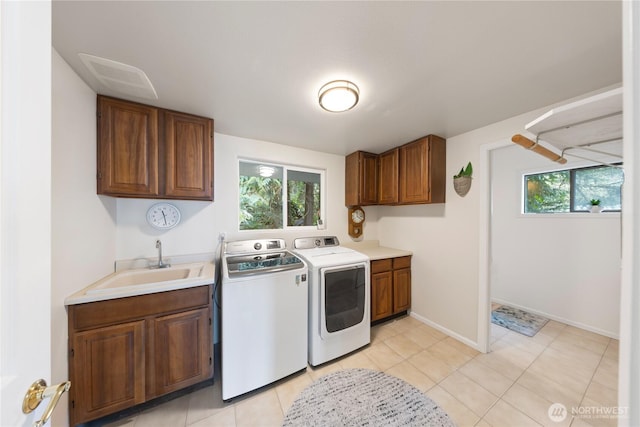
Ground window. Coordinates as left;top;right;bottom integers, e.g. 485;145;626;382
524;164;623;213
239;160;324;230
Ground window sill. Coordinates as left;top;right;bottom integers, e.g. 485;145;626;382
519;212;621;219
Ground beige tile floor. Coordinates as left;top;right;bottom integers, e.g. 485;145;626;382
101;314;620;427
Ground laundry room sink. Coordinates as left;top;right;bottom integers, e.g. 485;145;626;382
86;263;205;294
65;261;216;305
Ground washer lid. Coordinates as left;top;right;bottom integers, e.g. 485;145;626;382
224;238;287;255
293;246;369;267
225;251;304;276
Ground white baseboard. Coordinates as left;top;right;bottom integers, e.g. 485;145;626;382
491;298;619;340
409;311;484;352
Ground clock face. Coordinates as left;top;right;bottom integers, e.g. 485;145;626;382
351;208;365;224
147;203;181;230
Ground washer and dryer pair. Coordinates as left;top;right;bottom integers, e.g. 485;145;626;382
220;236;370;400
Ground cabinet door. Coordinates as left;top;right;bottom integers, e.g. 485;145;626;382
97;96;159;197
378;148;399;204
345;151;378;206
164;112;214;200
393;268;412;313
359;152;379;205
399;138;429;204
70;321;145;425
153;307;213;397
371;271;393;321
427;135;447;203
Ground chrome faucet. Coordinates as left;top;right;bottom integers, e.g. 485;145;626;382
153;239;170;269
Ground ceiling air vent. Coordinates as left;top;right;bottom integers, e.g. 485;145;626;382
78;53;158;100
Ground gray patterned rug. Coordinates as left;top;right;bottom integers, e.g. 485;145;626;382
282;368;456;426
491;305;549;337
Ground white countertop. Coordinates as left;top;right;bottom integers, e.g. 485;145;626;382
341;240;412;260
65;253;216;306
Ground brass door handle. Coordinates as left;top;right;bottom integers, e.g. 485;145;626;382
22;379;71;427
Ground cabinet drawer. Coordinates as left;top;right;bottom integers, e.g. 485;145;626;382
371;259;392;274
70;285;211;331
393;256;412;269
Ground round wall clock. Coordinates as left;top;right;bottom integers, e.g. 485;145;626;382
146;203;181;230
348;206;365;238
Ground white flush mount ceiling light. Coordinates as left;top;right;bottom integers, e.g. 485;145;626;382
318;80;360;112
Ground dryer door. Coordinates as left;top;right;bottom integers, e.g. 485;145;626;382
319;263;367;339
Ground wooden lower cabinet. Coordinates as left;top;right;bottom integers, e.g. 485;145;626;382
71;321;146;422
68;286;213;426
371;256;412;322
154;307;212;396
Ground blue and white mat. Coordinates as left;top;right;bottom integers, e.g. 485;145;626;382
491;305;549;337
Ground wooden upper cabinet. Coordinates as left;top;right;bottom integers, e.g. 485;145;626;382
97;96;159;196
163;111;213;200
97;95;214;201
345;151;378;207
378;148;399;205
346;134;446;206
399;135;446;204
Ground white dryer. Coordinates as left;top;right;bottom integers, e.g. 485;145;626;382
293;236;370;366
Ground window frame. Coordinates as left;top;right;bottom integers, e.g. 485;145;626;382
523;162;623;215
238;159;326;232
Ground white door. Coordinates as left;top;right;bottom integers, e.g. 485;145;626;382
1;1;54;426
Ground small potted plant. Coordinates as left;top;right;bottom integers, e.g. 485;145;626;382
589;199;603;213
453;161;473;197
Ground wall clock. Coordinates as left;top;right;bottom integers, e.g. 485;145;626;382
147;203;181;230
348;206;365;238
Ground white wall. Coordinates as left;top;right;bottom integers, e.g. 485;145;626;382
51;50;117;426
491;145;621;337
114;133;371;260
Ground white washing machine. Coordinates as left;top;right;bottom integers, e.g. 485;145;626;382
221;239;308;400
293;236;370;366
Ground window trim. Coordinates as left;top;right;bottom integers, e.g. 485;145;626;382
238;158;326;232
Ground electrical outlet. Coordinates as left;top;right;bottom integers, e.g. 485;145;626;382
218;232;226;242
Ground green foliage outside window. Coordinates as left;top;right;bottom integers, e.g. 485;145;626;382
572;166;623;211
525;170;570;213
239;175;283;230
525;164;623;213
287;179;320;227
239;161;323;230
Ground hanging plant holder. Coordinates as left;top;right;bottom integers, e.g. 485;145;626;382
453;161;473;197
454;176;472;197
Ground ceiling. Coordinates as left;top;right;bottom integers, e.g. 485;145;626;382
52;1;622;156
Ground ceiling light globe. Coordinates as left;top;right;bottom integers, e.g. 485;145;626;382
318;80;359;112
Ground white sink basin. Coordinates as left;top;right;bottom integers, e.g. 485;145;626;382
86;263;206;295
